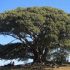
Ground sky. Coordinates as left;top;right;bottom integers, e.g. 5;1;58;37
0;0;70;13
0;35;21;45
0;58;33;66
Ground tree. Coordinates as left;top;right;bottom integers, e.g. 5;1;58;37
0;7;70;64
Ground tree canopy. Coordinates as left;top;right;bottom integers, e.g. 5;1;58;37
0;7;70;64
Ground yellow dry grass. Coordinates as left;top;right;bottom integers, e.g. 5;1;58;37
44;66;70;70
53;67;70;70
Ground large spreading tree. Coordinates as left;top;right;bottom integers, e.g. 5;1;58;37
0;7;70;64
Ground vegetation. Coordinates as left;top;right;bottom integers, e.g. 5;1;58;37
0;7;70;65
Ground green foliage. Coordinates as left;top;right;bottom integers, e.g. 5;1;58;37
0;7;70;64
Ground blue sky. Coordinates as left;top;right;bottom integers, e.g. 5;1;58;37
0;0;70;44
0;35;21;45
0;0;70;13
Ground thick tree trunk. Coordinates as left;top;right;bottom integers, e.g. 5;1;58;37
31;48;43;64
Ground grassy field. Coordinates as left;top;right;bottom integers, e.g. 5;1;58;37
0;64;70;70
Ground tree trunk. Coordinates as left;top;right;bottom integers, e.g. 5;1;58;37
31;48;43;64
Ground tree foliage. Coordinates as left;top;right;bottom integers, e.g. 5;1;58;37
0;7;70;64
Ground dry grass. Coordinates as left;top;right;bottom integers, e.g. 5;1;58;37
44;65;70;70
52;67;70;70
0;65;70;70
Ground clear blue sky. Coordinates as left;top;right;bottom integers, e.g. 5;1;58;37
0;0;70;13
0;0;70;45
